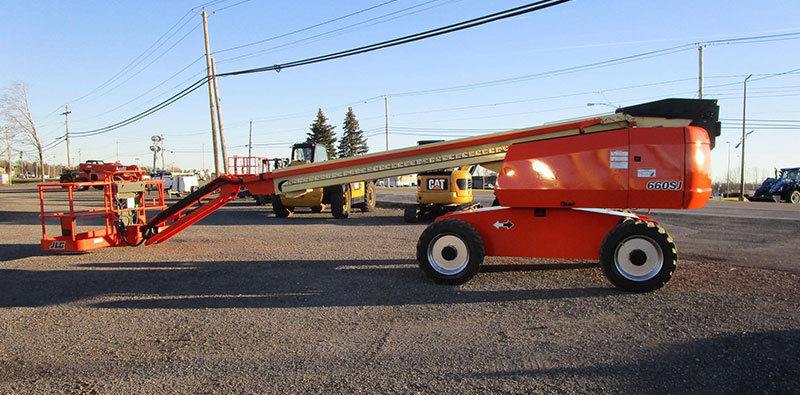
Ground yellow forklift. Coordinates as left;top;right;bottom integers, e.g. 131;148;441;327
272;143;376;218
403;141;481;223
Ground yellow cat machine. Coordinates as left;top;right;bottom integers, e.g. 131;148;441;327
405;165;481;222
403;140;480;222
271;142;376;218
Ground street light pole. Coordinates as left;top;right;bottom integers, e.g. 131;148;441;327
725;141;731;197
739;74;752;201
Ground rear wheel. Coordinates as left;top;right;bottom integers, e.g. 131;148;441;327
403;205;419;223
416;219;484;285
358;181;376;212
790;190;800;204
330;184;351;219
271;195;293;218
599;220;676;292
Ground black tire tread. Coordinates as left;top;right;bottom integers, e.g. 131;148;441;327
416;218;484;285
599;220;677;292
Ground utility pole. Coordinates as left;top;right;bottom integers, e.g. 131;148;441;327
61;105;71;167
384;96;390;187
202;143;206;171
211;58;228;173
116;140;120;162
697;45;704;99
739;74;752;201
201;9;221;176
248;121;253;159
384;96;389;151
77;148;81;164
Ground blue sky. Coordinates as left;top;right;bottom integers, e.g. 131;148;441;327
2;0;799;182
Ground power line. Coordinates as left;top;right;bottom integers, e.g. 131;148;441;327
210;0;253;13
65;0;571;138
63;4;800;141
216;0;458;64
213;0;400;55
70;10;196;103
218;0;571;77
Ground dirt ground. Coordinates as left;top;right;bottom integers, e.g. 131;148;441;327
1;185;798;393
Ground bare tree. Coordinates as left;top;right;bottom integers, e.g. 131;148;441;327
1;82;43;182
2;125;19;183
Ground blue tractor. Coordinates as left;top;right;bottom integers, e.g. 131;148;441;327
749;167;800;204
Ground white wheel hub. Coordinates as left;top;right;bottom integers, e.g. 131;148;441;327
614;235;663;281
428;234;469;275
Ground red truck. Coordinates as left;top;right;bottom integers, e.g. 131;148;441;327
59;160;141;190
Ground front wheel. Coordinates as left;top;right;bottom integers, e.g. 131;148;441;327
359;181;376;212
330;184;351;219
416;219;484;285
790;190;800;204
271;195;293;218
599;220;677;292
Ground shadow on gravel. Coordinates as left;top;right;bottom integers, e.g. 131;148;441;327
191;210;409;227
0;260;611;308
0;211;42;225
472;329;800;393
0;244;47;260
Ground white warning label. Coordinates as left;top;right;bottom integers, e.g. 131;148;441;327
610;150;628;169
637;168;656;178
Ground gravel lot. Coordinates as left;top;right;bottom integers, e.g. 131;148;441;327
1;184;799;393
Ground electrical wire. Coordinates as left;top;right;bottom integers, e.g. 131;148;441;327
70;10;196;103
216;0;458;64
218;0;571;77
66;0;570;138
213;0;400;54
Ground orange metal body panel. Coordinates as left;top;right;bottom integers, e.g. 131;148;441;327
495;129;629;208
495;126;711;209
442;207;631;259
683;126;713;208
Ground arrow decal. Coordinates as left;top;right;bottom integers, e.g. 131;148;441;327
492;220;514;230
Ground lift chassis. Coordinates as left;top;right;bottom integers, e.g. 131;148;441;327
39;99;720;292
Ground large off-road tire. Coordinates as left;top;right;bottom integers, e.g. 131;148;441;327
790;190;800;204
416;218;484;285
358;181;376;212
404;205;419;223
330;184;351;219
599;219;677;292
271;195;293;218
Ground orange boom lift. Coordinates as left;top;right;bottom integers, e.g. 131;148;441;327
39;99;720;292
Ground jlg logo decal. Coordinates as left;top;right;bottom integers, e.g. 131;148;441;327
427;179;448;190
49;241;66;249
646;180;683;190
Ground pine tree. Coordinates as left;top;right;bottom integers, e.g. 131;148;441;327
306;108;337;160
337;107;369;158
